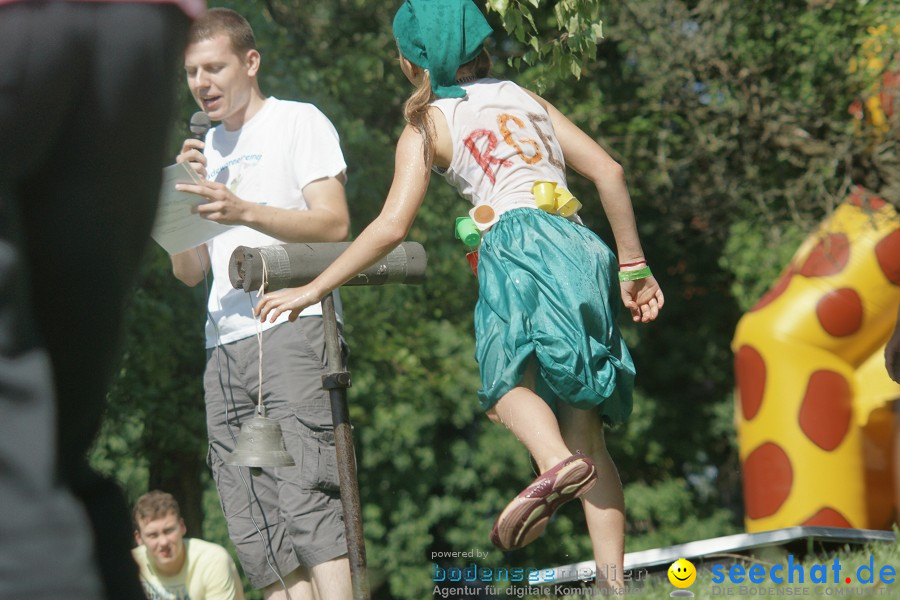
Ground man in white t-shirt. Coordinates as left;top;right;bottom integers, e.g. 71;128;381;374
133;490;244;600
169;8;351;600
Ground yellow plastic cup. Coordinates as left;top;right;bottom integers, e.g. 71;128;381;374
532;181;557;213
554;187;582;217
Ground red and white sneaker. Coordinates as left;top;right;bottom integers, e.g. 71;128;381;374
490;453;597;551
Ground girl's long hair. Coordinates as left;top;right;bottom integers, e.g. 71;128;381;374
403;47;492;164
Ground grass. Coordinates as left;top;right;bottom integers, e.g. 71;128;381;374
544;539;900;599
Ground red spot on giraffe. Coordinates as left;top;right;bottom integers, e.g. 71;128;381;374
801;507;853;528
743;442;793;519
815;288;864;337
799;370;852;451
867;196;887;211
735;345;766;420
847;190;886;210
798;234;850;278
751;268;795;312
875;229;900;286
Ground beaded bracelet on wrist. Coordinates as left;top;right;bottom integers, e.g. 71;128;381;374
618;259;647;268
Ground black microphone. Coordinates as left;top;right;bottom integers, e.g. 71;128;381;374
189;111;212;140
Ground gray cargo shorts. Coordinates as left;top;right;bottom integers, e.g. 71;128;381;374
205;317;348;589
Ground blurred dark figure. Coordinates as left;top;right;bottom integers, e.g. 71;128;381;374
886;305;900;384
886;306;900;527
0;1;202;598
884;302;900;531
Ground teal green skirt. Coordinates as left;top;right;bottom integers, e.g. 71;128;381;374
474;208;635;425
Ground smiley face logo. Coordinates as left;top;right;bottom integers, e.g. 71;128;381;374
668;558;696;588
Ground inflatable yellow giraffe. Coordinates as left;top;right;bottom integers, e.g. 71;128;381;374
733;13;899;533
733;193;899;531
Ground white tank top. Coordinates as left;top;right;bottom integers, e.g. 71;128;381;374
431;79;569;220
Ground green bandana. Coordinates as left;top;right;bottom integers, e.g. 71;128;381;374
393;0;493;99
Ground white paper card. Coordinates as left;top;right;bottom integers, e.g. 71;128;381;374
151;162;231;254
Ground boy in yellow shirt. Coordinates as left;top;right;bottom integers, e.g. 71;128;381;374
132;491;244;600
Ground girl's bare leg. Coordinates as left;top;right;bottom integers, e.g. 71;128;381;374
485;380;571;474
558;403;625;591
486;366;624;586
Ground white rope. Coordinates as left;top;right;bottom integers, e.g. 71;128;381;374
253;252;269;416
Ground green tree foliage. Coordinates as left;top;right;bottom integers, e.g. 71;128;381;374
485;0;605;82
91;1;898;598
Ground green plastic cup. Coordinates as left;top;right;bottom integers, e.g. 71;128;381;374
455;216;481;248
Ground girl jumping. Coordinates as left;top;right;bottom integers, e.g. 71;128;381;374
255;0;664;589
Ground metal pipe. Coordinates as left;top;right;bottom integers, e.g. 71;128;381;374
229;241;427;292
321;292;370;600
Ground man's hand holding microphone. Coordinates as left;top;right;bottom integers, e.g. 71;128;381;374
177;110;211;179
175;111;254;226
